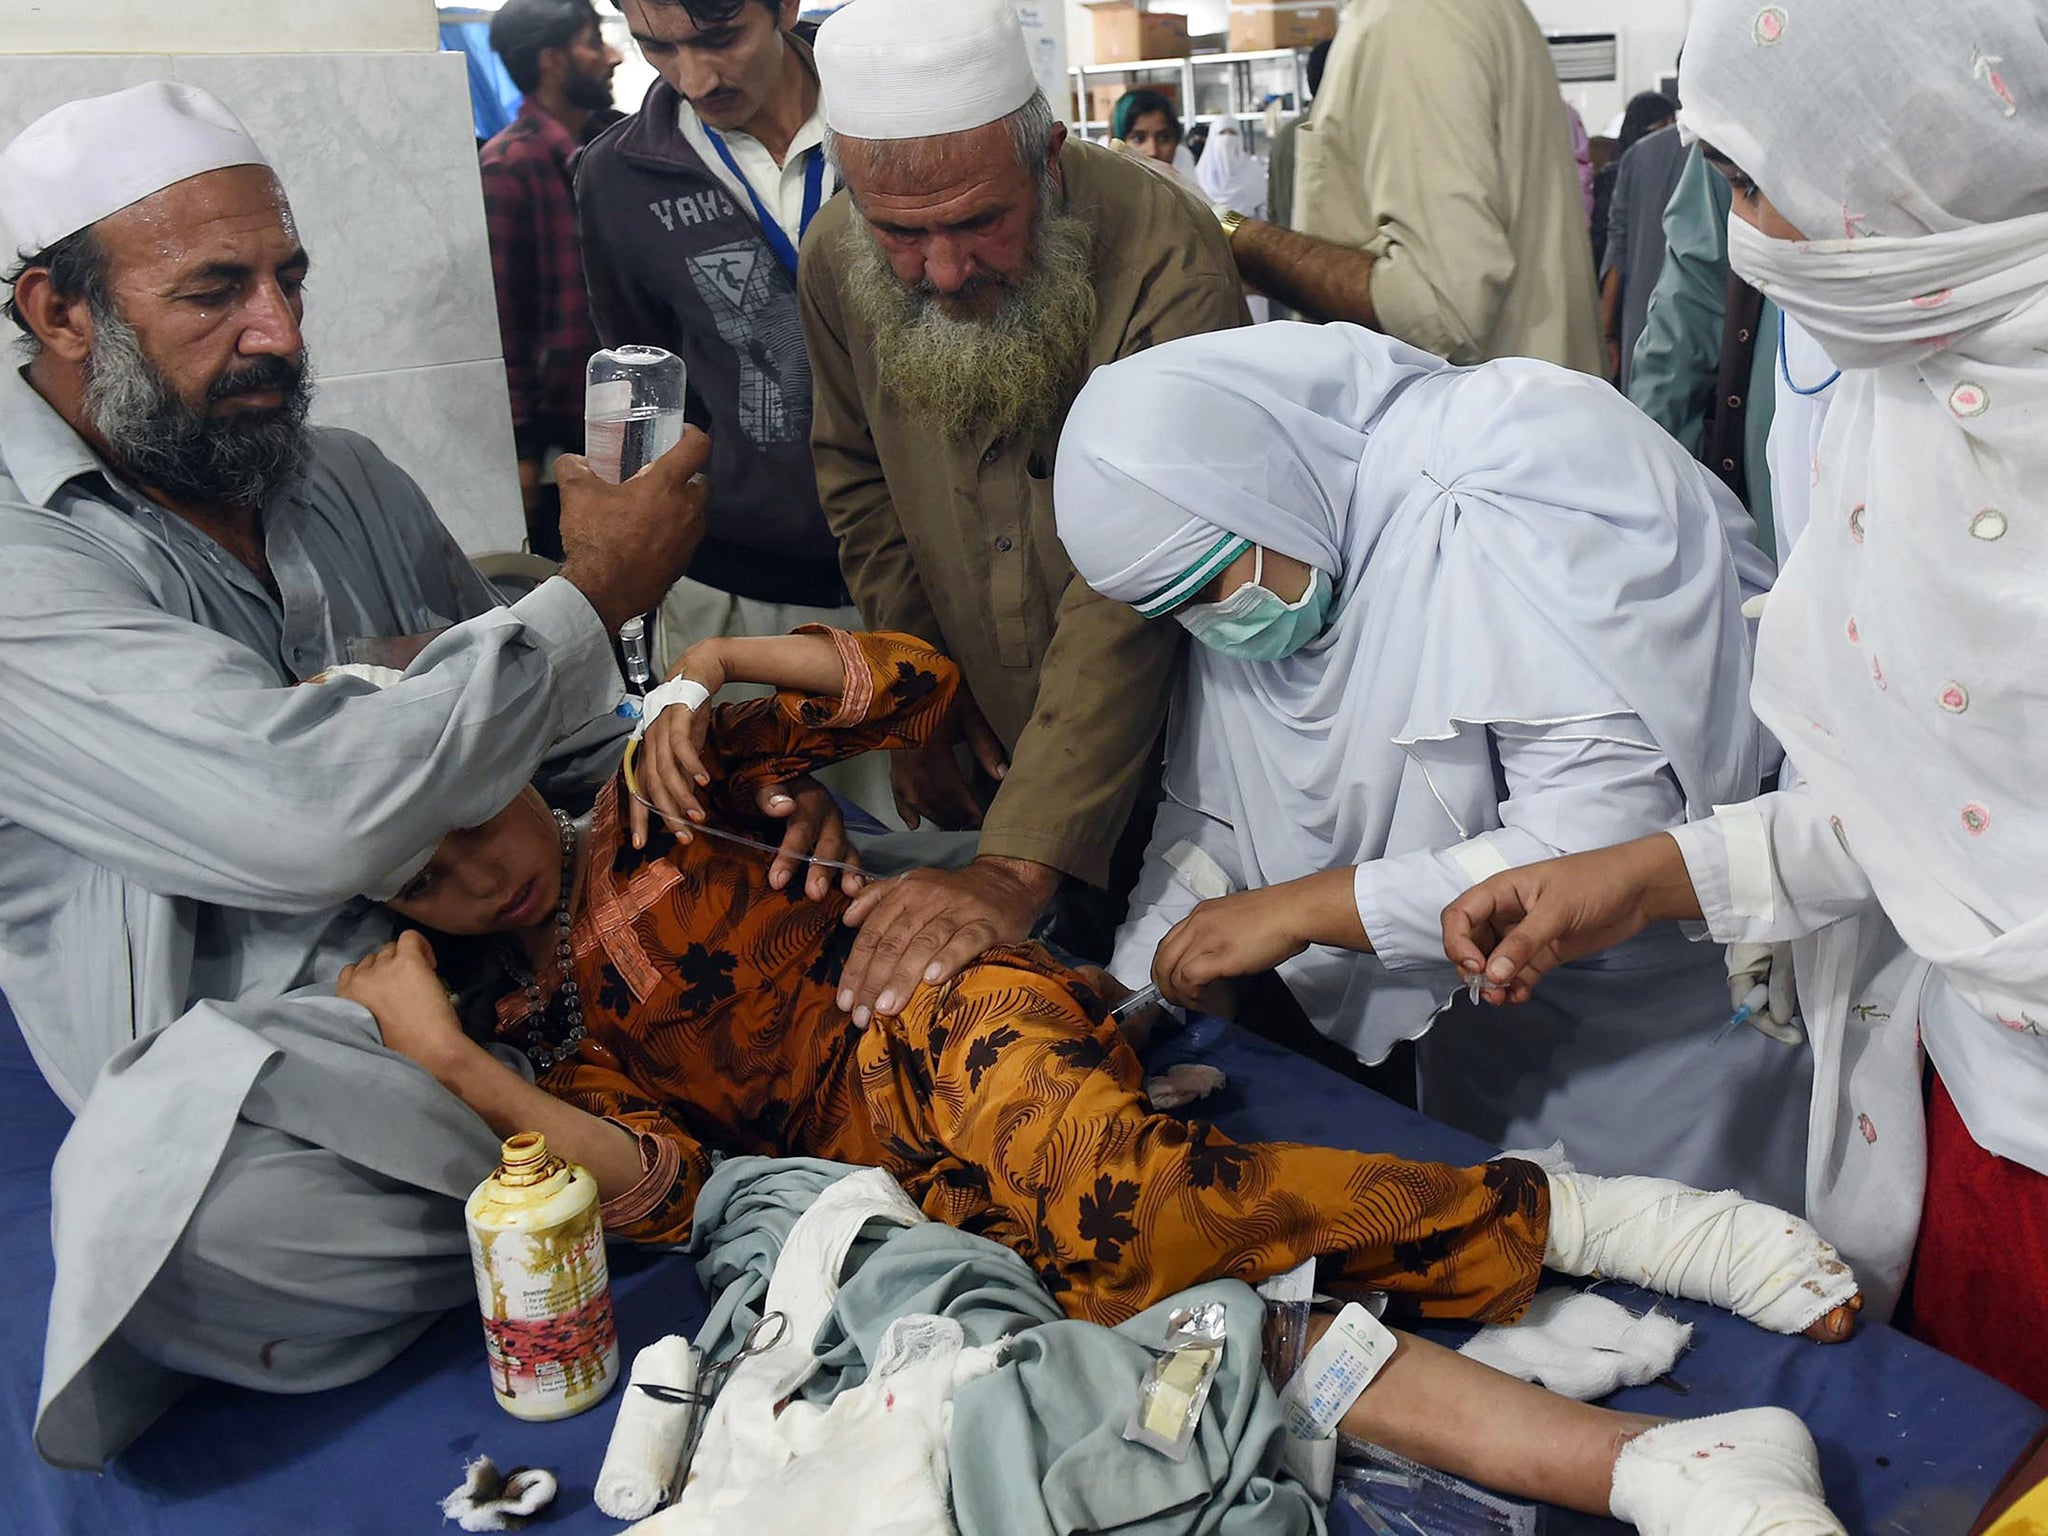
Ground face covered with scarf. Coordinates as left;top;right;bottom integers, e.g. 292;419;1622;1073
1681;0;2048;1024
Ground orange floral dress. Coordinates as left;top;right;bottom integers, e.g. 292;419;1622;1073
500;628;1548;1328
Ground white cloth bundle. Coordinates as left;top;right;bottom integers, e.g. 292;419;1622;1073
596;1335;699;1520
636;1171;1002;1536
1543;1168;1858;1336
1609;1408;1844;1535
1457;1287;1692;1401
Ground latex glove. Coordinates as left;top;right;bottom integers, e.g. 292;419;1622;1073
1726;941;1803;1044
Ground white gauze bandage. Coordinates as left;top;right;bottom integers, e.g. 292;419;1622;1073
1543;1169;1858;1335
1607;1408;1845;1536
595;1335;698;1520
630;677;712;742
1458;1287;1692;1401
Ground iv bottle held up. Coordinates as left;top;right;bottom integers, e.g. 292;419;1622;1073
586;345;686;484
465;1131;620;1420
588;345;686;697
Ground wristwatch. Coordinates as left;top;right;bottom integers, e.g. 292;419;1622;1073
1217;206;1249;244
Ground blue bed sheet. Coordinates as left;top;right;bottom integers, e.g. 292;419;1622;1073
5;1000;2039;1536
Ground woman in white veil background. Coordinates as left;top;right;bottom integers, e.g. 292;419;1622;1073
1447;0;2048;1409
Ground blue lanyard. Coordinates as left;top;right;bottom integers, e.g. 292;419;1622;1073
704;132;825;280
1778;310;1841;398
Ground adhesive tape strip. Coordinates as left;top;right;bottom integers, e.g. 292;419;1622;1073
631;676;712;742
1447;834;1512;886
1163;839;1235;902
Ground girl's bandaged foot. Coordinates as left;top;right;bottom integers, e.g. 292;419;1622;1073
1543;1169;1858;1335
1608;1409;1844;1535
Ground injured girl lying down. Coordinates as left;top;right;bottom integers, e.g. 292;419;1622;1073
338;626;1859;1534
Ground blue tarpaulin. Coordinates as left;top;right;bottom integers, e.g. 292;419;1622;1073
439;17;520;143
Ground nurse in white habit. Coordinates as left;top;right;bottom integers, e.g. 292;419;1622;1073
1057;321;1809;1208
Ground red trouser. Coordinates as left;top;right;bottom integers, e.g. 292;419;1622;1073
1903;1074;2048;1409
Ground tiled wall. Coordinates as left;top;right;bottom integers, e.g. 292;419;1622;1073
0;23;526;555
1;1;438;54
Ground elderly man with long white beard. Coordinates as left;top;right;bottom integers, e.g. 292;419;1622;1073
796;0;1247;1024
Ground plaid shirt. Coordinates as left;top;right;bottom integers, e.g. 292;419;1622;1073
480;99;597;458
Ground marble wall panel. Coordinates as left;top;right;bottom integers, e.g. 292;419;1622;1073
314;360;526;555
168;52;505;381
0;0;437;56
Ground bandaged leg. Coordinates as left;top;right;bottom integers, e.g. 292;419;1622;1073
1542;1168;1859;1335
1332;1325;1843;1534
1608;1409;1844;1535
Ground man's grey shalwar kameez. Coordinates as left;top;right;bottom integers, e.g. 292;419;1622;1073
0;364;624;1466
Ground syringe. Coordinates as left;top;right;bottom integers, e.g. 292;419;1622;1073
1110;981;1164;1022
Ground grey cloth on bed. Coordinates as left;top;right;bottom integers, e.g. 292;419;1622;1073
688;1157;1324;1536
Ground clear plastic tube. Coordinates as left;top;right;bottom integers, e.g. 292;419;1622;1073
619;617;653;697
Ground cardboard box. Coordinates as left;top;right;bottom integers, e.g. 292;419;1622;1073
1088;4;1191;64
1227;1;1339;52
1086;78;1181;127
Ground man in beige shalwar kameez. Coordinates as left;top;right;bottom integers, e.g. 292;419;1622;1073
798;0;1248;1024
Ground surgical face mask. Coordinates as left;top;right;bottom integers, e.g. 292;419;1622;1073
1174;546;1334;662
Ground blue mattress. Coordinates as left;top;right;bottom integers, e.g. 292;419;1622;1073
5;999;2039;1536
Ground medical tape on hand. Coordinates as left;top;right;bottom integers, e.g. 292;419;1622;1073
629;676;711;742
1278;1302;1398;1441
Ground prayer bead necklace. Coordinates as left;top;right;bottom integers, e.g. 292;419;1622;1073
505;809;585;1071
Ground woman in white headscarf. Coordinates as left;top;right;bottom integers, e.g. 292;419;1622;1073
1191;118;1269;218
1444;0;2048;1406
1054;320;1810;1208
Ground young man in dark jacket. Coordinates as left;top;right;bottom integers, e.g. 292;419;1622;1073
575;2;857;665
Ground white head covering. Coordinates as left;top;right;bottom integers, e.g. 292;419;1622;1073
0;82;271;259
1682;0;2048;1155
1192;122;1267;217
1056;322;1766;930
816;0;1039;143
1680;1;2048;240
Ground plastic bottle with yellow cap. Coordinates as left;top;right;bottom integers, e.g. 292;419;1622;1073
464;1131;620;1420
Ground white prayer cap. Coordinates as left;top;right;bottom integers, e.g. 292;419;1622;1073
816;0;1040;143
0;82;272;259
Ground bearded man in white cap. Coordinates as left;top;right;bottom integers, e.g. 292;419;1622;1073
801;0;1247;1027
0;81;741;1466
